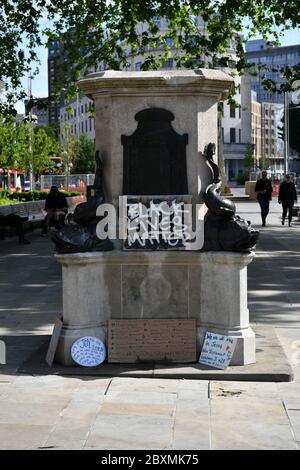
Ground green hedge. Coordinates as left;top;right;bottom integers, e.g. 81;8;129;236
0;190;81;203
0;198;17;205
236;172;250;185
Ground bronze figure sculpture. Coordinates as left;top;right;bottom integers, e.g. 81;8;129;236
51;151;114;253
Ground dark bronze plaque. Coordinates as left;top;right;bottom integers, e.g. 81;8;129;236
122;108;188;195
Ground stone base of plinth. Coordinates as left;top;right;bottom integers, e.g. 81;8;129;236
54;250;256;366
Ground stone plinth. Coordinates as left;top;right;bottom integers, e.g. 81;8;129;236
78;69;234;207
55;251;255;366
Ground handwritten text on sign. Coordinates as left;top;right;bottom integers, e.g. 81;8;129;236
199;332;237;370
108;319;196;363
71;336;106;367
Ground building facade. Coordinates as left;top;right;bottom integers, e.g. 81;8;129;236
245;39;300;104
48;38;64;126
59;94;95;147
261;102;284;172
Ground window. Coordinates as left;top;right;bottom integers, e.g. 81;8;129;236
230;128;236;143
153;16;161;28
85;120;88;132
89;118;92;132
135;62;142;71
85;103;88;113
239;129;241;143
81;122;84;133
162;58;173;69
230;104;236;118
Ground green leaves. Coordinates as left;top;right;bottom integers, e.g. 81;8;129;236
0;117;60;174
68;134;95;174
0;0;299;112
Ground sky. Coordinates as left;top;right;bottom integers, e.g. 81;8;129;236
15;27;300;115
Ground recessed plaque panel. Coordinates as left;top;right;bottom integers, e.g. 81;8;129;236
122;108;188;195
108;319;196;363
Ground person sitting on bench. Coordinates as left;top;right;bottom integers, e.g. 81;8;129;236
42;186;68;235
0;214;30;244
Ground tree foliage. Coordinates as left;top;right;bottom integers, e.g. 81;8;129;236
0;117;60;174
69;134;95;174
259;155;271;170
0;1;300;112
244;143;254;171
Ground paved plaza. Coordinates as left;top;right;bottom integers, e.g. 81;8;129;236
0;200;300;450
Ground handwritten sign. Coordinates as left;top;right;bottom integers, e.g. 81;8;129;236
199;332;237;370
108;319;196;363
71;336;106;367
46;317;63;367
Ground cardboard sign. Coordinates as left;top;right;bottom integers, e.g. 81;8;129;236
46;317;63;367
199;332;237;370
108;319;196;363
71;336;106;367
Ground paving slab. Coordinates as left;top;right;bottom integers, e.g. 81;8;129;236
172;398;210;450
211;397;290;425
0;423;53;450
210;421;298;450
85;414;174;450
210;381;279;399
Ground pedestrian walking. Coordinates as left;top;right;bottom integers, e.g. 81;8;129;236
255;171;273;227
278;174;298;226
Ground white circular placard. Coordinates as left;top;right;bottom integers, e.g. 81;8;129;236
71;336;106;367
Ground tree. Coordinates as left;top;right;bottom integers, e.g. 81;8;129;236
244;144;254;172
0;117;60;177
30;126;60;174
259;155;271;170
0;117;29;188
0;1;300;112
70;135;95;174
